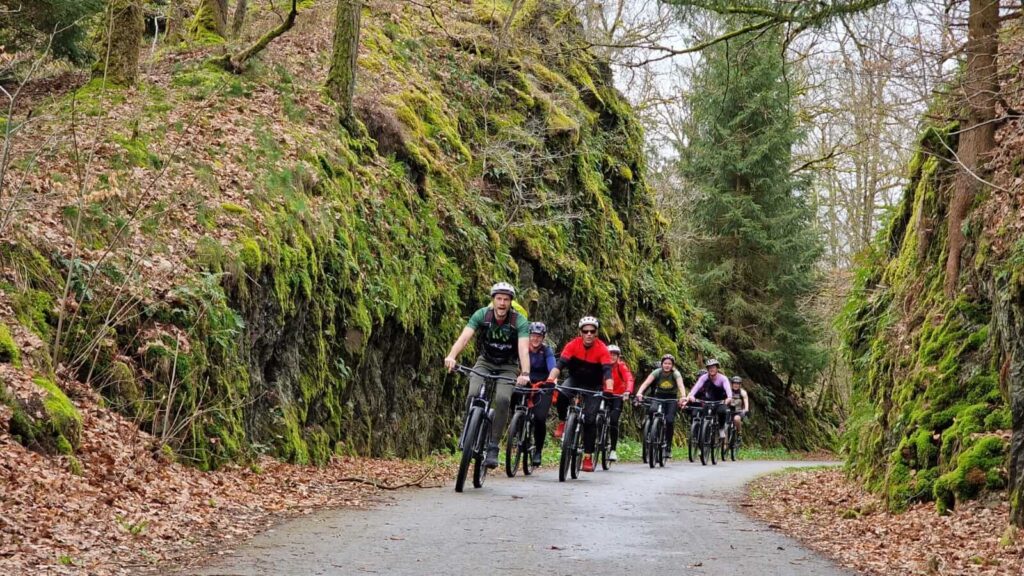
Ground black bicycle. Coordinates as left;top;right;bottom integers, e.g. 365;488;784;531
721;408;740;462
505;384;554;477
594;393;616;471
556;385;604;482
693;400;726;466
641;397;677;468
684;403;705;463
453;365;517;492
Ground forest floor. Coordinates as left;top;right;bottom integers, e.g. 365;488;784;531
745;468;1023;576
0;375;454;575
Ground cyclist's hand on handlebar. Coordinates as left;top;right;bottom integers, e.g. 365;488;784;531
621;392;630;400
516;374;530;386
635;393;644;402
444;357;457;371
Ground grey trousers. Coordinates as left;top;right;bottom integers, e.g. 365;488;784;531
466;357;518;446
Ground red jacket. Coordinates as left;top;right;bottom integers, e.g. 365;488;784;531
610;360;634;395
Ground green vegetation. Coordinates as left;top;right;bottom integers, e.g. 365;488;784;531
841;121;1009;512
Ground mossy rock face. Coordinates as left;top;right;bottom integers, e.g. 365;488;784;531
8;377;83;454
841;120;1012;511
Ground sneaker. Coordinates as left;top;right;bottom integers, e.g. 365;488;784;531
554;421;565;439
581;454;594;472
484;445;499;469
608;450;618;462
664;448;672;459
719;429;726;439
532;451;542;467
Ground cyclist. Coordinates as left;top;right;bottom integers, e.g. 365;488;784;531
549;316;614;473
524;321;556;467
607;345;634;462
634;354;686;459
685;358;732;439
728;375;750;437
444;282;531;468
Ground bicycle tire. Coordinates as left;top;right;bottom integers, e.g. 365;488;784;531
572;416;584;479
729;427;738;461
649;418;662;469
522;416;535;476
473;417;491;488
720;426;728;463
506;411;525;478
641;416;650;464
597;415;610;471
710;420;719;466
699;418;711;466
455;408;482;492
559;412;577;482
657;417;666;468
688;418;699;463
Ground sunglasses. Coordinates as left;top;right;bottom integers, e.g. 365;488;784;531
581;329;597;334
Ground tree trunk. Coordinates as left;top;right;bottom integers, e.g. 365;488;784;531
327;0;362;129
231;0;248;37
195;0;229;38
217;0;297;74
944;0;999;298
92;0;144;86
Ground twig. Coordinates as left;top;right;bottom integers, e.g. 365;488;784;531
337;464;438;490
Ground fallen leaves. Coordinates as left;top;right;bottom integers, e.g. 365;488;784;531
0;383;453;576
745;469;1023;576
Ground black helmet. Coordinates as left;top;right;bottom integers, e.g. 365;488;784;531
528;321;547;335
730;375;742;384
661;354;675;364
705;358;720;368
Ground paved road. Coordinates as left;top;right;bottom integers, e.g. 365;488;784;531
190;459;855;575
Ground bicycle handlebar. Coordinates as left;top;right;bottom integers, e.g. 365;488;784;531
512;385;555;394
641;397;680;404
554;385;609;396
453;364;518;383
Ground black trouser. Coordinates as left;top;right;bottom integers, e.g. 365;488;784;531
556;382;602;453
607;396;624;450
713;402;729;430
511;385;554;453
650;397;679;449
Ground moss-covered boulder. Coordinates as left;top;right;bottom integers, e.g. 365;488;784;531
0;323;19;366
8;376;83;454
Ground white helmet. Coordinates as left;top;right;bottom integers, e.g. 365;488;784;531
489;282;516;298
608;345;621;354
578;316;599;329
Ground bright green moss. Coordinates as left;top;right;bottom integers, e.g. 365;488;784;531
34;376;83;451
0;323;19;366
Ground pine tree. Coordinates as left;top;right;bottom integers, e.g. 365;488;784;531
678;20;824;385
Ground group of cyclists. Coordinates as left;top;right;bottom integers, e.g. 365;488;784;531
443;282;751;474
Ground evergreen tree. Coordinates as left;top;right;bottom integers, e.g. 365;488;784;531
678;20;824;385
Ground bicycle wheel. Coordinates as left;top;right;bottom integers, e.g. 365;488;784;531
571;417;583;479
522;416;535;476
656;418;666;468
559;412;577;482
729;427;738;461
506;411;525;478
641;416;650;464
720;426;729;463
698;418;711;466
710;421;719;466
455;408;482;493
473;418;491;488
649;418;662;469
688;418;699;463
599;416;611;471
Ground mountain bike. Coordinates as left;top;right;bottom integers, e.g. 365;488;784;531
695;400;726;466
721;408;740;462
683;403;705;463
556;385;604;482
453;365;516;492
505;384;554;477
594;393;615;471
641;397;677;469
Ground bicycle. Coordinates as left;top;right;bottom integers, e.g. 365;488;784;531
721;408;741;462
555;385;605;482
593;393;617;471
641;397;677;469
453;365;517;492
692;400;726;466
505;384;554;477
683;403;705;463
